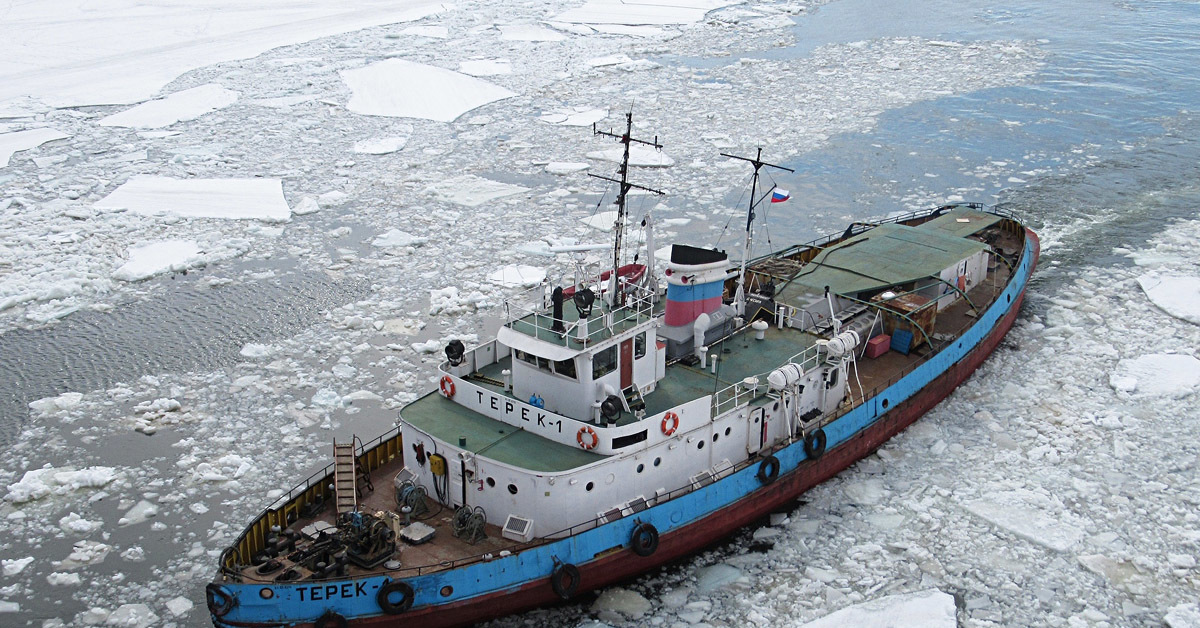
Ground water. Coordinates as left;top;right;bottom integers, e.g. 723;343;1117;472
3;0;1200;625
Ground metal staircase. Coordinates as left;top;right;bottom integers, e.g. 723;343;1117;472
333;441;358;515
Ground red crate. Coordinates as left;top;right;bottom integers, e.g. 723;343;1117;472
865;334;891;359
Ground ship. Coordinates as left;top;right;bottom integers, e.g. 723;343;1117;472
206;115;1039;628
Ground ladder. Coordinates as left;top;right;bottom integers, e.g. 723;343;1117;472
333;441;358;515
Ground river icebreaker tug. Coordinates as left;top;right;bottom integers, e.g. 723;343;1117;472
207;117;1040;628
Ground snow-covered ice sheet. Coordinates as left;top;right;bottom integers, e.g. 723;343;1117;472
1109;353;1200;397
1137;273;1200;325
487;265;547;287
797;589;956;628
459;59;513;76
94;176;291;221
499;24;566;42
341;59;515;122
0;0;455;108
555;0;742;26
422;174;529;207
0;128;69;166
98;84;239;129
112;240;204;282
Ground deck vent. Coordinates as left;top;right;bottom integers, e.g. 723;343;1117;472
623;496;649;516
712;459;734;479
689;470;714;490
598;507;624;524
502;515;535;542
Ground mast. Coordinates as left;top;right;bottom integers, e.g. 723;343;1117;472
721;148;794;316
592;113;665;304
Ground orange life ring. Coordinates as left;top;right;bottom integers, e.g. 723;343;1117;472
439;375;456;398
661;412;680;436
577;426;599;450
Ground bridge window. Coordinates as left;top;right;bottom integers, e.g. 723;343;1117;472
554;358;577;379
634;332;646;359
612;430;647;449
593;346;617;378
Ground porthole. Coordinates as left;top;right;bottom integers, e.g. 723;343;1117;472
259;588;274;599
697;440;705;450
653;457;662;467
724;427;731;436
882;399;889;409
441;585;454;597
1006;294;1011;303
586;481;594;491
713;433;719;443
486;477;496;488
636;463;644;473
507;484;518;495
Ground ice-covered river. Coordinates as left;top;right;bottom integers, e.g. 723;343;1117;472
1;0;1198;626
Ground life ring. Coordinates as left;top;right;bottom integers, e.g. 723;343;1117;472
630;522;659;557
439;375;456;398
205;583;234;617
757;455;780;484
551;563;581;599
314;611;348;628
804;428;827;459
660;412;680;436
377;579;415;614
577;426;599;450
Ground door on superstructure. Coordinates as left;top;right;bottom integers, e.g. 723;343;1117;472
620;338;633;389
747;407;766;453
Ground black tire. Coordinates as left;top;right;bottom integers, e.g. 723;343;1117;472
314;611;348;628
630;522;659;557
804;428;827;459
205;583;234;617
551;563;580;600
756;455;780;484
377;579;415;614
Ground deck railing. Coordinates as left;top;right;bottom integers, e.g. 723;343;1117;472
502;281;657;345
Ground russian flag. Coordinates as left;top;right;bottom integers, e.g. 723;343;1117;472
771;188;790;203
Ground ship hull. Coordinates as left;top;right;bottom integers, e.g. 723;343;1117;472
213;228;1038;628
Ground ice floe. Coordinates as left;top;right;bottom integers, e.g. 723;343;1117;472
1;557;33;576
98;84;239;129
112;240;204;282
799;589;956;628
0;128;69;166
341;59;515;122
372;229;428;248
554;0;741;26
587;145;675;167
499;24;566;41
353;134;411;155
459;59;513;76
545;162;591;175
1109;353;1200;397
4;467;118;504
422;174;529;207
487;265;547;287
1137;273;1200;325
540;107;608;126
965;490;1087;552
94;176;291;221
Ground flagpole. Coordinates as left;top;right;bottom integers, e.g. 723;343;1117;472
721;149;794;317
